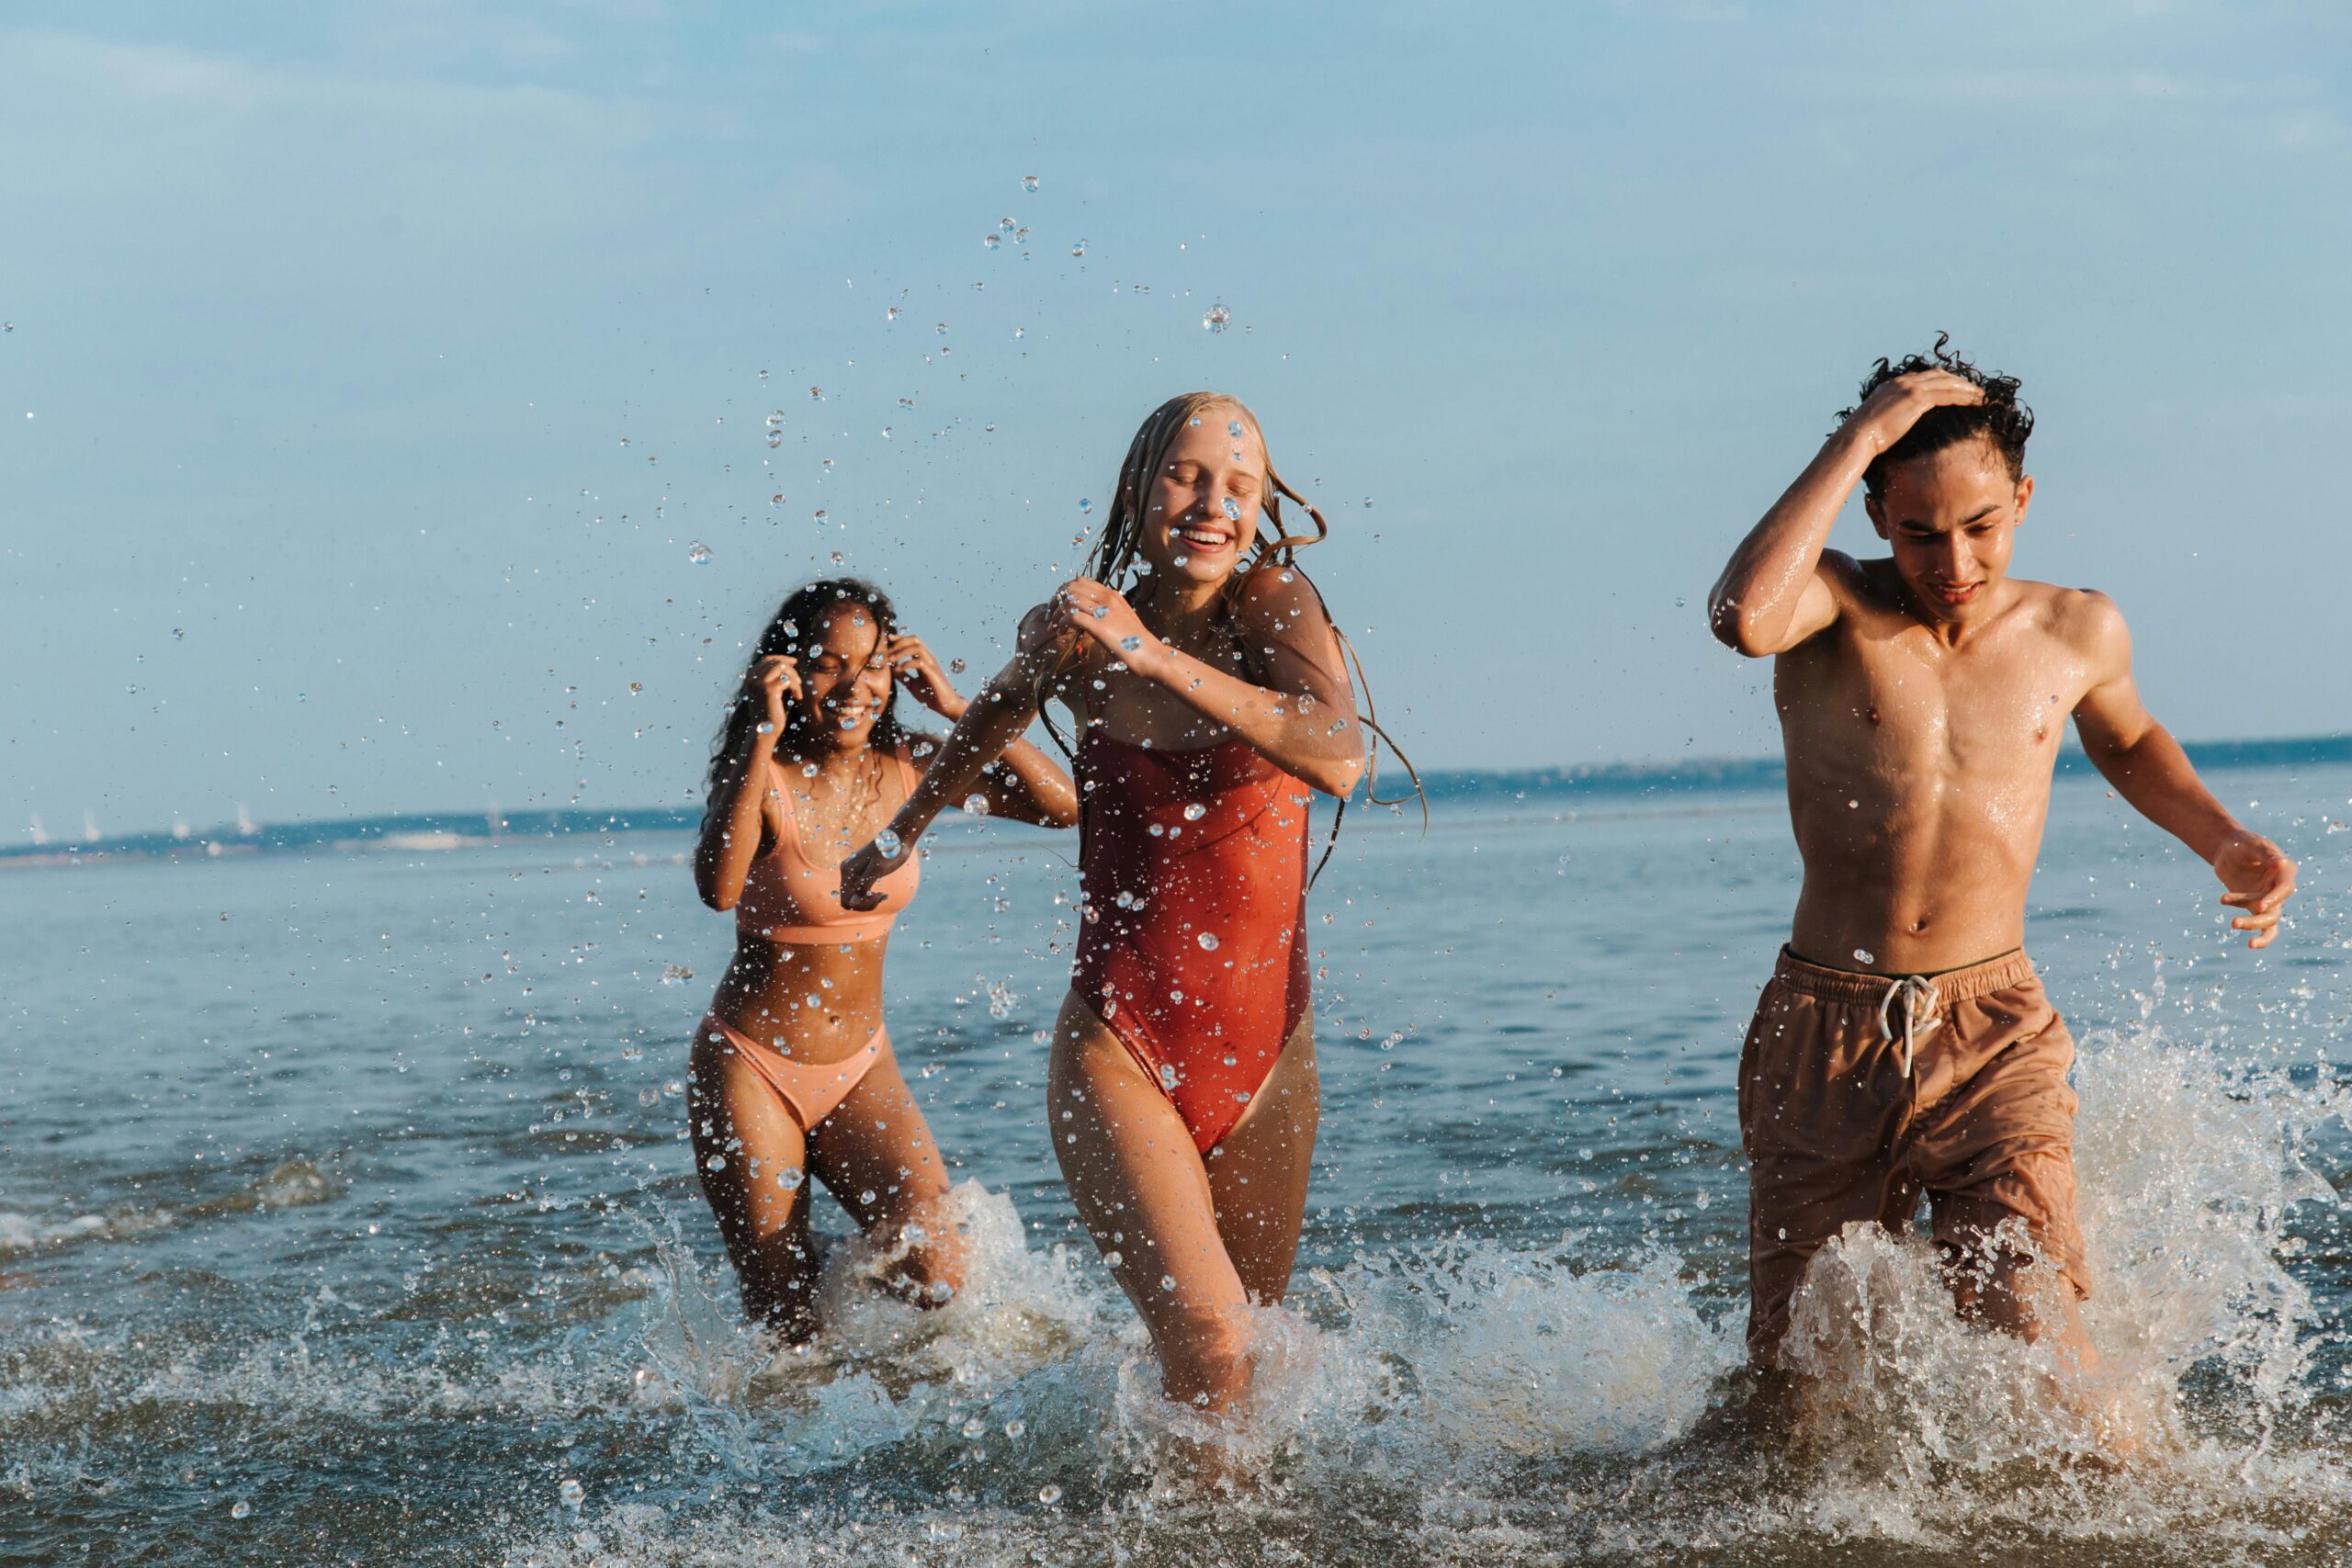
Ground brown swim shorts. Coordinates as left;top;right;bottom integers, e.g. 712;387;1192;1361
1737;946;2088;1364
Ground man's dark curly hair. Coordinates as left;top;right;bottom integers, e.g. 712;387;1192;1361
1839;332;2034;495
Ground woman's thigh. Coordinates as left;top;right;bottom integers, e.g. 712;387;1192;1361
805;1042;964;1292
688;1030;818;1318
1204;1013;1318;1305
1046;993;1252;1362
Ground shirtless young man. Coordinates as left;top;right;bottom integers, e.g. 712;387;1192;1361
1706;341;2299;1382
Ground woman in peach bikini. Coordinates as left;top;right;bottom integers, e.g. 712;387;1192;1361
691;578;1076;1337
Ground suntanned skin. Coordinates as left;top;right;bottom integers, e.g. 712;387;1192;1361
1709;367;2299;1401
691;605;1076;1337
837;405;1365;1415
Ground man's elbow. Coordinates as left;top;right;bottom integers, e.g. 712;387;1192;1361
1708;596;1776;657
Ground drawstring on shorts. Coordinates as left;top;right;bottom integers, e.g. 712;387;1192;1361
1878;974;1942;1077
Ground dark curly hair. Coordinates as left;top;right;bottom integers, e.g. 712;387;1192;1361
702;578;909;811
1839;333;2034;495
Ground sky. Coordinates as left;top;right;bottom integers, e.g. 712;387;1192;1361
4;1;2349;838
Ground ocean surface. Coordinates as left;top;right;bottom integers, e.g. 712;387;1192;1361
4;762;2349;1566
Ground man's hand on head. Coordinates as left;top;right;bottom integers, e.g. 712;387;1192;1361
1843;369;1985;455
2214;831;2298;949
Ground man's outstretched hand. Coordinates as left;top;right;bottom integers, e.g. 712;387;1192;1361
2214;831;2298;949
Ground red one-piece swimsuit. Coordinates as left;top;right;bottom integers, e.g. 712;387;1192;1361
1071;730;1314;1152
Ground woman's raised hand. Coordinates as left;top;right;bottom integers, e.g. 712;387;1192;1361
1056;578;1166;676
888;633;967;719
838;833;910;912
750;654;799;750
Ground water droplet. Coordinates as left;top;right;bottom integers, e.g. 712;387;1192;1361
948;658;967;674
960;1416;986;1438
982;232;1001;250
1102;1248;1122;1267
1159;1274;1176;1291
1221;497;1241;521
755;720;775;735
1038;1483;1063;1505
638;1087;660;1108
660;963;693;985
1203;304;1231;333
1854;948;1876;965
814;509;827;522
1182;803;1206;820
963;794;990;815
808;386;823;400
705;1154;725;1171
687;542;712;565
935;321;949;334
1023;174;1041;192
1120;635;1140;652
1197;931;1220;952
1003;1418;1026;1438
559;1479;584;1509
1222;1054;1238;1067
1070;239;1087;257
929;1279;955;1303
1078;498;1092;513
1090;604;1109;619
230;1499;253;1519
886;306;900;321
1158;1064;1178;1090
1114;890;1135;908
771;493;785;506
874;827;901;857
777;1166;804;1190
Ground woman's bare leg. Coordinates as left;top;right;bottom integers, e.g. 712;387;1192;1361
1046;991;1317;1411
689;1030;819;1336
1204;1016;1318;1306
806;1044;967;1305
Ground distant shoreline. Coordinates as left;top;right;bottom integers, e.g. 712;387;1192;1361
9;733;2348;871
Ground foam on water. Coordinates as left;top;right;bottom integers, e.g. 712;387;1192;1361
491;1018;2352;1565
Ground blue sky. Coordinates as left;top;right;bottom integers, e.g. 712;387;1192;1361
5;2;2349;836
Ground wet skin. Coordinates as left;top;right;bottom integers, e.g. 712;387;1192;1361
838;401;1366;1411
1708;367;2300;1424
690;604;1076;1336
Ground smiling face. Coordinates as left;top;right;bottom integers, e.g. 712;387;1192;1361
793;604;894;750
1134;405;1266;592
1864;435;2035;626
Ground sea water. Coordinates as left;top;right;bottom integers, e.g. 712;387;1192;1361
2;764;2347;1565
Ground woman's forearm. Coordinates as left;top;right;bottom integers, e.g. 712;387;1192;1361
1144;645;1363;795
989;730;1080;824
889;682;1042;845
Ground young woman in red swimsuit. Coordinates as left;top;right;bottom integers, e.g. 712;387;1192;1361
693;579;1077;1339
841;396;1369;1410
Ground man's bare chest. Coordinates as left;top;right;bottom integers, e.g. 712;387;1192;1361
1781;628;2088;769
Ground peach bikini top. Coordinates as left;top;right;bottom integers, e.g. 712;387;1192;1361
735;743;922;944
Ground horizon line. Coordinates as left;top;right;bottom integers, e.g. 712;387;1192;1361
8;731;2348;868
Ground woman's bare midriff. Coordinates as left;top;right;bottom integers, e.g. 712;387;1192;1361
708;934;891;1064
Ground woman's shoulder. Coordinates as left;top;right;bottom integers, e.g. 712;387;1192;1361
1233;560;1335;633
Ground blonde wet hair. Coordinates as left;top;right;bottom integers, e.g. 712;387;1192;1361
1052;391;1423;874
1081;391;1326;594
